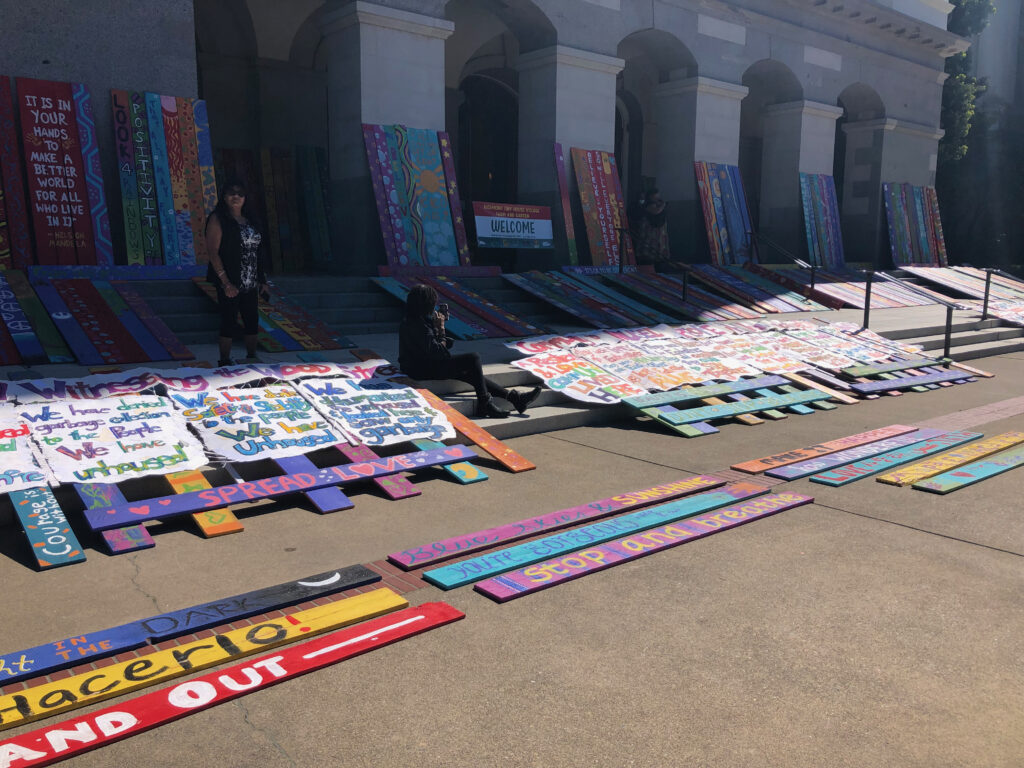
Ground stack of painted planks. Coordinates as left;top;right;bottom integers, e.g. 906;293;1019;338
362;124;470;268
721;265;829;312
372;276;490;339
883;182;948;267
569;147;634;267
901;265;1024;302
0;76;113;267
694;161;757;265
751;265;934;309
799;172;845;269
602;270;745;322
684;264;829;313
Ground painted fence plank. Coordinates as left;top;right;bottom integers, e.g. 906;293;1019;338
111;282;193;361
128;92;162;265
0;76;34;269
423;481;768;589
84;445;476;531
843;358;952;377
74;482;155;555
72;83;113;264
165;469;244;538
0;589;408;732
0;272;47;363
877;431;1024;486
553;142;579;264
913;445;1024;494
766;428;946;480
387;474;726;569
411;438;487;485
28;279;104;365
732;424;917;474
192;99;218;217
476;492;814;602
0;603;463;768
161;95;194;266
274;454;354;514
92;280;169;361
362;124;400;265
145;92;179;264
51;278;148;364
437;130;471;265
809;431;982;486
431;275;545;337
336;443;421;500
661;390;830;425
624;375;790;410
110;90;145;264
9;486;86;571
176;97;206;263
850;369;968;393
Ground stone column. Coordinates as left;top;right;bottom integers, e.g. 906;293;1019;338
840;117;943;265
516;45;623;268
759;100;844;258
651;76;747;261
318;1;453;274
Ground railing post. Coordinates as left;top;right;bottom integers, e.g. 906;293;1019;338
982;269;992;320
682;269;688;302
943;305;954;365
862;270;873;328
810;264;816;291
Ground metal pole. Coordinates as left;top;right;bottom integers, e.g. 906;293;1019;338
810;264;816;291
862;270;873;328
682;270;688;302
943;305;953;365
982;269;992;320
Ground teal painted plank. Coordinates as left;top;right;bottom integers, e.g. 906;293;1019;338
810;431;982;486
663;390;830;425
625;375;789;409
756;388;814;415
642;407;717;437
412;438;488;484
913;445;1024;494
851;369;968;394
843;358;949;377
10;486;87;570
423;480;769;589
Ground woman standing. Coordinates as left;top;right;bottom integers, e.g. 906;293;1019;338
205;179;269;366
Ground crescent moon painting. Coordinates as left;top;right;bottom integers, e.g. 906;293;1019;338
297;572;342;588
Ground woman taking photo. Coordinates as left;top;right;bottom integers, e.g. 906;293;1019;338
205;179;269;366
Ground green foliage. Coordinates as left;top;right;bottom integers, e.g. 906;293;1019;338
939;57;985;164
947;0;994;36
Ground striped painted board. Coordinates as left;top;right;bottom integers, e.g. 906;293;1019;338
767;428;946;480
437;130;472;266
0;76;34;269
30;278;104;365
688;265;798;314
913;444;1024;493
52;278;147;364
145;92;179;264
412;438;487;484
850;369;969;394
661;390;830;425
501;272;612;329
809;431;982;486
625;375;790;410
388;474;727;569
423;481;769;589
373;276;485;339
161;95;194;265
73;83;113;264
74;482;155;554
177;97;207;263
192;98;218;217
112;281;194;360
93;280;169;361
392;274;505;338
732;424;917;474
843;358;953;377
363;124;400;265
606;153;635;264
336;443;421;500
10;486;87;570
0;138;10;270
274;454;355;514
110;89;145;264
537;271;642;326
0;271;47;363
264;289;356;349
431;275;546;337
877;431;1024;486
476;492;814;601
603;273;716;322
557;272;677;325
166;469;245;537
553;142;579;264
129;91;162;265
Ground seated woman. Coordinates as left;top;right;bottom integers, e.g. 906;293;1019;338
398;284;541;419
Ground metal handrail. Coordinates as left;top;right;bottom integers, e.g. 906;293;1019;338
860;269;956;366
750;232;817;289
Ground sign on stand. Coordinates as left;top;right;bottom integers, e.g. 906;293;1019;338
472;202;552;249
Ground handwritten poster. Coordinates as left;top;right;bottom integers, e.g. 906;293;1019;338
0;407;52;493
512;350;647;404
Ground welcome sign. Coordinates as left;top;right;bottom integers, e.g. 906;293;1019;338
472;202;553;249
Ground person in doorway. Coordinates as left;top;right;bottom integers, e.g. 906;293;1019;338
630;188;671;264
398;284;541;419
205;179;270;366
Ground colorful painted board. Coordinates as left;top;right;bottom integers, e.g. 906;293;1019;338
0;272;47;363
51;278;147;364
337;443;421;500
809;431;981;486
766;428;946;479
732;424;918;473
431;275;545;337
0;76;34;268
388;126;427;266
274;454;354;514
30;278;104;365
84;445;476;531
501;272;612;329
166;469;244;537
401;125;459;266
423;481;769;589
850;369;968;393
0;603;463;768
264;289;356;350
476;492;814;601
660;390;829;425
145;92;179;264
75;482;155;555
695;161;757;265
387;475;726;569
799;172;844;268
363;124;400;265
161;95;194;265
876;431;1024;486
570;147;612;265
111;282;194;360
72;83;112;264
127;92;162;264
192;99;218;216
177;97;206;263
625;375;789;409
437;131;471;266
110;90;145;264
411;438;486;484
92;280;169;361
913;444;1024;493
9;485;86;570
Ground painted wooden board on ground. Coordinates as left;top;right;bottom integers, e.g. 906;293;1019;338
92;281;169;362
767;428;946;480
387;474;726;569
166;469;244;537
877;431;1024;486
850;369;969;394
423;481;768;589
74;483;154;555
0;76;34;269
732;424;918;474
913;445;1024;494
661;389;830;425
336;443;421;500
84;445;476;531
0;588;407;731
624;375;789;410
9;486;86;571
0;272;47;364
783;372;858;405
0;603;463;768
411;438;486;484
6;269;75;363
274;454;354;514
51;278;148;364
72;83;113;264
810;431;982;486
476;492;814;601
843;358;952;377
111;282;193;360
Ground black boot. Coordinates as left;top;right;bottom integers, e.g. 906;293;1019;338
508;386;542;414
475;396;510;419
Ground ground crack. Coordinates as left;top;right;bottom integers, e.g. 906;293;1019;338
234;700;297;766
126;554;162;613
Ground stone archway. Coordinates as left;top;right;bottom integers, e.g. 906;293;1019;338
835;83;888;263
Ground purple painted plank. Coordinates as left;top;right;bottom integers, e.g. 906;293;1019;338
387;474;727;570
362;123;399;265
766;428;946;479
274;454;353;514
72;83;113;264
85;445;475;531
337;443;421;500
74;482;155;554
476;492;814;601
809;431;982;486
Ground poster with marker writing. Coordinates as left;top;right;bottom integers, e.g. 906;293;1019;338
0;406;55;493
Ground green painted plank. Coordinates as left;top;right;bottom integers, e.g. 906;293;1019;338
843;358;951;377
412;438;488;484
624;375;789;410
662;390;830;425
809;431;982;486
912;445;1024;494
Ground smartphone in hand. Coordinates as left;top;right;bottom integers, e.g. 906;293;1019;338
438;302;449;318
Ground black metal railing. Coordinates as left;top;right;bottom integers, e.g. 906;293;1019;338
974;266;1021;320
861;269;957;366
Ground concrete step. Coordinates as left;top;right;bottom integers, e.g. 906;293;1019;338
907;326;1024;352
455;401;630;441
144;295;217;315
270;275;376;293
880;317;1004;341
307;305;403;325
948;337;1024;361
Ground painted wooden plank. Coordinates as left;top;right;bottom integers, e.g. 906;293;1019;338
437;130;472;266
501;272;610;329
476;492;814;602
0;76;34;269
110;90;145;264
643;407;718;437
0;603;463;767
777;383;836;411
430;275;546;337
363;124;400;265
93;280;169;361
850;369;969;394
85;445;476;531
913;445;1024;494
766;428;946;480
165;469;244;538
373;276;484;339
274;454;354;514
877;431;1024;486
161;95;194;266
111;282;194;361
191;99;218;217
411;438;487;484
387;474;726;569
128;92;162;264
783;372;859;405
701;395;765;426
0;589;408;732
732;424;917;474
416;388;536;473
558;272;677;325
0;136;11;270
0;272;47;363
74;482;155;555
624;376;789;410
336;443;421;499
29;279;104;365
843;358;952;377
52;278;148;364
264;288;356;349
177;97;207;263
73;82;113;264
536;271;640;326
423;481;769;589
662;390;829;425
553;142;579;264
9;486;86;571
810;431;982;486
145;92;179;264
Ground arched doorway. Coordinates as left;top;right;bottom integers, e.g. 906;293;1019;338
835;83;886;263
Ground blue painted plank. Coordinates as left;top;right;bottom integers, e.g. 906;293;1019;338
274;454;354;513
913;444;1024;494
412;438;488;484
30;279;104;365
9;486;87;570
74;482;155;554
767;428;946;479
810;431;982;486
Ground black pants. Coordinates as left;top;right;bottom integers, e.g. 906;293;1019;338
406;353;509;403
215;285;259;337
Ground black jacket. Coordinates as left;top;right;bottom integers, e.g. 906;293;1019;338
206;211;268;288
398;313;453;374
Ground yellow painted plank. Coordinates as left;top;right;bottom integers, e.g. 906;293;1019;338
0;588;407;731
877;431;1024;486
166;469;244;538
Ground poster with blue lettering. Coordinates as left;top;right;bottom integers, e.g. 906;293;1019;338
295;376;454;447
20;396;206;484
0;407;54;493
171;384;343;461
